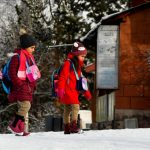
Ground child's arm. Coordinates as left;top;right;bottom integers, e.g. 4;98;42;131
83;90;92;100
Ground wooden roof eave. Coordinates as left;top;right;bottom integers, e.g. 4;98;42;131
101;12;131;25
101;2;150;25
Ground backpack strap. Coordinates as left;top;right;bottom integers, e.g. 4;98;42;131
66;58;73;71
25;56;36;73
72;64;79;80
67;59;80;80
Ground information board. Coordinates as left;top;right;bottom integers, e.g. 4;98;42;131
96;25;119;89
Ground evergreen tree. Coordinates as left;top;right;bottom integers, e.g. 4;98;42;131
79;0;128;25
15;0;52;44
52;0;91;45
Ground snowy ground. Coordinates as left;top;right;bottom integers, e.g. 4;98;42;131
1;128;150;150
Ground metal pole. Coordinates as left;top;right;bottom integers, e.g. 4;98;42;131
48;44;73;48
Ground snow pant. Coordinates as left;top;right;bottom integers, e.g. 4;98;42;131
63;104;80;124
17;101;31;132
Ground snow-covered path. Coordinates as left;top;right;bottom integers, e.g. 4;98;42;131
1;129;150;150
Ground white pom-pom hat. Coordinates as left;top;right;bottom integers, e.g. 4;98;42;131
71;42;87;56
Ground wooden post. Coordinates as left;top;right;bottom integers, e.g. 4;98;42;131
90;74;97;122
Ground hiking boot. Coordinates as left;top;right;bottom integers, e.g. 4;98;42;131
8;114;25;136
15;131;30;136
8;120;24;135
70;120;80;133
64;123;70;134
23;131;30;136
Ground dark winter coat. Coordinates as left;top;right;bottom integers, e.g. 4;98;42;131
57;54;91;104
8;50;36;103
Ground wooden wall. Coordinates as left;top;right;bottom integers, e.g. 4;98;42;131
116;7;150;110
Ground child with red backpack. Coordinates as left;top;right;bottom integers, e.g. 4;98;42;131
57;42;92;134
7;30;41;136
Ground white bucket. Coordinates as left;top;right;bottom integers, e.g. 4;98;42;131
78;110;92;129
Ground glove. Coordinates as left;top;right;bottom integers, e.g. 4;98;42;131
57;89;65;99
83;90;92;101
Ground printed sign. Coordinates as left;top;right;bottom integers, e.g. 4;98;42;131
96;25;119;89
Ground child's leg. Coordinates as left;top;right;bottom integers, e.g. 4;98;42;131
17;101;31;132
70;104;80;133
63;104;71;124
8;101;31;135
17;101;31;119
71;104;80;122
63;105;71;134
24;112;29;132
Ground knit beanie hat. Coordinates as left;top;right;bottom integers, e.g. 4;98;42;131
71;42;87;56
20;34;36;49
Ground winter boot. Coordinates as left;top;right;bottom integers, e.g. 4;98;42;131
22;131;30;136
64;123;70;134
70;120;80;133
8;114;25;136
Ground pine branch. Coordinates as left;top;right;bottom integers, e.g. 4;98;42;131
48;0;54;20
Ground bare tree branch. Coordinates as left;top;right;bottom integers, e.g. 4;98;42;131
0;103;17;114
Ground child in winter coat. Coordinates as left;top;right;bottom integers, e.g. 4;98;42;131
7;31;41;136
57;42;92;134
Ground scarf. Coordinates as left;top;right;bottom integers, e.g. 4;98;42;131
17;49;35;80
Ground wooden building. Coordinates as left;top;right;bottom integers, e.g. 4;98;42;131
82;1;150;129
